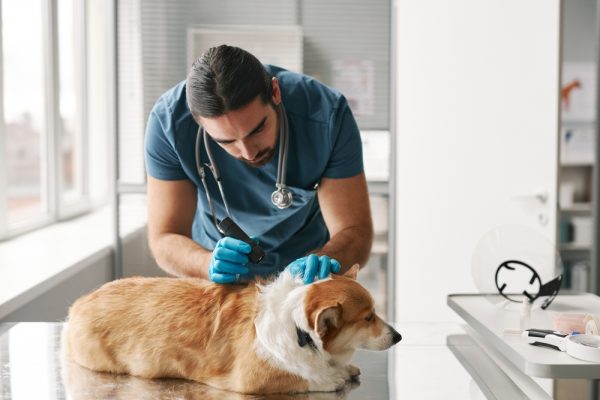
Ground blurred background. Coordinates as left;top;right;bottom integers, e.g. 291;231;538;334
0;1;599;397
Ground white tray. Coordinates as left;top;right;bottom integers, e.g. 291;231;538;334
447;293;600;378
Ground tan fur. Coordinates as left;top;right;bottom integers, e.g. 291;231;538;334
64;266;398;394
305;266;383;354
64;277;307;394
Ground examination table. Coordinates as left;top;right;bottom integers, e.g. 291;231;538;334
2;321;552;399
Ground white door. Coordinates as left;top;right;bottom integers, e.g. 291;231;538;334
394;0;561;322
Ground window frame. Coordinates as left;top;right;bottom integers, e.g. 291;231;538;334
54;0;92;219
0;0;110;241
0;2;6;240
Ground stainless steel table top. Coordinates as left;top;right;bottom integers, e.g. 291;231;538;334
0;322;496;399
0;322;390;400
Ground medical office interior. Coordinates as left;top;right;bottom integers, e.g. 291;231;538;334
1;0;600;399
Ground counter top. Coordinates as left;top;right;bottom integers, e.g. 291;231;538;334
448;293;600;379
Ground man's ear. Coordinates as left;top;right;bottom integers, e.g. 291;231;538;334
344;264;360;280
315;303;342;338
271;77;281;105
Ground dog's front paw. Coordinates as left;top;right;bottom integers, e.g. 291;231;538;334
309;370;348;392
345;364;361;381
329;372;348;392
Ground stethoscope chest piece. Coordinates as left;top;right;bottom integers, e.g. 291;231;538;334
271;185;292;209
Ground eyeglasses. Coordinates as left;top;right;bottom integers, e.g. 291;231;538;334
495;260;563;310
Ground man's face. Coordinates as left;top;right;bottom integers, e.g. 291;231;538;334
198;79;281;168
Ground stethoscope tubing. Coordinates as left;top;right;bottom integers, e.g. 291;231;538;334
194;130;221;229
194;102;290;232
203;129;233;217
275;102;288;188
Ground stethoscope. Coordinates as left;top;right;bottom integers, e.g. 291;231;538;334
193;102;292;264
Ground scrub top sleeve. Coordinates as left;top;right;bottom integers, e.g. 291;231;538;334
322;95;364;179
144;109;188;180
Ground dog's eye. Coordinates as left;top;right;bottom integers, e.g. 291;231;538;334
365;313;374;322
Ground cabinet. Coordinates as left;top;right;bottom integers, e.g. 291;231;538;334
558;0;598;294
558;120;595;292
360;130;390;317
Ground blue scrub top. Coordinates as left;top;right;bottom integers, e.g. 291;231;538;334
144;65;363;278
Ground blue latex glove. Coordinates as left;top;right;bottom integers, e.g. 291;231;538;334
287;254;342;284
209;237;251;284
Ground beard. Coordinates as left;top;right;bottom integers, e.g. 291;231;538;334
237;145;276;167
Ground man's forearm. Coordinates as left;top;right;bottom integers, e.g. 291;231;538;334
315;226;373;273
150;233;212;278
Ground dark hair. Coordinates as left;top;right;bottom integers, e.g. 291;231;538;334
186;45;273;118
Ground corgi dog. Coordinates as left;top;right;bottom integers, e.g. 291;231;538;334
63;265;401;394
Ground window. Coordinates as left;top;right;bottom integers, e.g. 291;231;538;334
0;0;113;240
58;0;85;205
3;0;47;229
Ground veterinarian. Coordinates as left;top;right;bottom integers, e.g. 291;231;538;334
145;45;373;284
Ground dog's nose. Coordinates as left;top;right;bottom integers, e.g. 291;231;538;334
391;328;402;344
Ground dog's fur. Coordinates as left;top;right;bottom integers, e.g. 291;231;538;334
63;265;401;394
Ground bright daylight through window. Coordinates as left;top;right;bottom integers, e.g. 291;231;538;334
0;0;111;240
3;0;46;227
58;0;84;205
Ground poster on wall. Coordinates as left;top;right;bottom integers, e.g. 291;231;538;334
332;59;374;116
561;62;597;121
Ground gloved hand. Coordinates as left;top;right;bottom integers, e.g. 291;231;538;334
287;254;341;284
209;237;251;284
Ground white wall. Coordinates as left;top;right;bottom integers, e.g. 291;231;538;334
393;0;561;322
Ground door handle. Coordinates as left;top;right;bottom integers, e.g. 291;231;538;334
512;191;548;204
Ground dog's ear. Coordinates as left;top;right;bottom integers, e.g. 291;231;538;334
343;264;360;280
315;303;342;338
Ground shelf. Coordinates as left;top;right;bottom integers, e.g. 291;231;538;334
447;294;600;379
559;203;592;213
560;243;592;251
558;288;587;295
561;119;596;124
560;161;594;167
367;181;389;196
